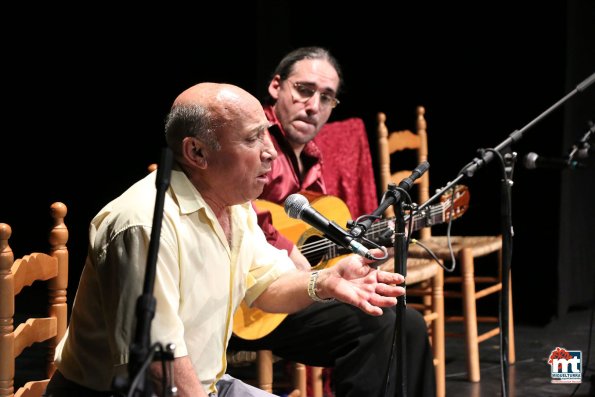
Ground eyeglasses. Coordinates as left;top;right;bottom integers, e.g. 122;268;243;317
287;80;340;109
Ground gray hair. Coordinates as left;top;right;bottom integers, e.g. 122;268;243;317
164;104;221;156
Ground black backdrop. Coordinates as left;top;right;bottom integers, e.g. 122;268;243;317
3;2;594;326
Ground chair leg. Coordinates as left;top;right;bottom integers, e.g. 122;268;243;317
460;248;480;382
293;363;307;396
422;279;433;317
310;366;323;397
432;266;446;397
257;350;274;392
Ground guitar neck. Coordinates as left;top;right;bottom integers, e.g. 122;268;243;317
303;201;449;264
364;201;448;241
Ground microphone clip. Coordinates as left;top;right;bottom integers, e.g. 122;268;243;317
568;120;594;162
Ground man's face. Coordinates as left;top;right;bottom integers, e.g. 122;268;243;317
269;59;340;147
205;101;278;205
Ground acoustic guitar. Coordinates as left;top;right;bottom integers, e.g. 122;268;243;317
233;185;470;340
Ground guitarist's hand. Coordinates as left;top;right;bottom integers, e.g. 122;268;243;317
319;250;405;316
289;244;312;271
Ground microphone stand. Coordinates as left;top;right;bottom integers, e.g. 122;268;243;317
369;183;408;397
415;71;594;396
350;161;429;397
112;147;174;397
392;186;409;397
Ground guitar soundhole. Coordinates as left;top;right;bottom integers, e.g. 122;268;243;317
299;235;351;268
301;235;329;267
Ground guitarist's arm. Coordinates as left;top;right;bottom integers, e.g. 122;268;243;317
252;201;311;271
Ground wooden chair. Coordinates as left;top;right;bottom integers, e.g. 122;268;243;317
0;202;68;397
314;117;445;397
375;111;447;396
377;107;515;383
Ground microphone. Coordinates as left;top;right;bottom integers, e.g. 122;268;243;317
575;146;592;160
570;122;594;161
523;152;582;170
284;194;374;260
398;161;430;191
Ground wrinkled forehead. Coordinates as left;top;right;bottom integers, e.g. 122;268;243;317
215;94;269;137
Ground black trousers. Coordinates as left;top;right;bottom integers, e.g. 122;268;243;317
45;371;116;397
228;303;436;397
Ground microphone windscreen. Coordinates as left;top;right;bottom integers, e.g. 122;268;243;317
284;194;309;219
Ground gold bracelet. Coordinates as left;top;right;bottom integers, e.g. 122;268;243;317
308;271;335;303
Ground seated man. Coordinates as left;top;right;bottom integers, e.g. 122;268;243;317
44;82;405;397
229;46;437;397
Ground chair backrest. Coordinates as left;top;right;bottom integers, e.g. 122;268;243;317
0;202;68;397
377;107;432;239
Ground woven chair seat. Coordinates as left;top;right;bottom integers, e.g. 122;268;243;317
408;236;502;258
379;257;440;285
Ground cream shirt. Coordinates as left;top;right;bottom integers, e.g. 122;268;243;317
54;169;294;394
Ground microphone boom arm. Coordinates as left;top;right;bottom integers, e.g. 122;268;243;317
460;71;595;179
415;70;595;397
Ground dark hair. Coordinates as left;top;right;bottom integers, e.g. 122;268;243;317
264;46;343;105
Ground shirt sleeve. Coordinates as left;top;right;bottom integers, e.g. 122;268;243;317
97;224;188;364
243;204;296;306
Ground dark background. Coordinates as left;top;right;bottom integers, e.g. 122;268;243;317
3;2;594;326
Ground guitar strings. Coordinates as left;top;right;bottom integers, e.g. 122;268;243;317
298;199;452;258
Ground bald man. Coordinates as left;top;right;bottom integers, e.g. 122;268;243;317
46;83;405;397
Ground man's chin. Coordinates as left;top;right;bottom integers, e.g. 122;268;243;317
248;185;265;201
290;131;318;146
290;123;319;139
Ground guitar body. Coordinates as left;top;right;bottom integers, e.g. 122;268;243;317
233;186;470;340
233;301;287;340
233;195;353;340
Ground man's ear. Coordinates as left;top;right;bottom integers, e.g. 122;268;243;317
268;75;282;101
182;137;207;168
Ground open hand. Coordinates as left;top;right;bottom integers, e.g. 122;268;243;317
317;249;405;315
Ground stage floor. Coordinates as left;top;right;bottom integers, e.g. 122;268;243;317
445;306;594;397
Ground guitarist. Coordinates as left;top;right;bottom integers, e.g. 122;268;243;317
228;47;436;397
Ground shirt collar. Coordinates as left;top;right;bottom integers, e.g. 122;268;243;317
169;167;252;218
170;168;206;215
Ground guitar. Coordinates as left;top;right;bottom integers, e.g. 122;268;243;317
233;185;470;340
